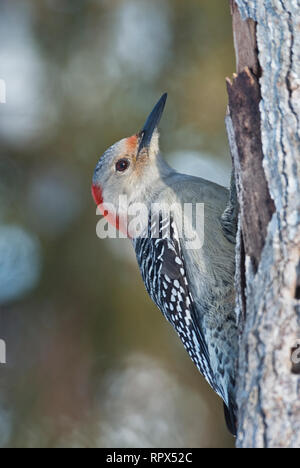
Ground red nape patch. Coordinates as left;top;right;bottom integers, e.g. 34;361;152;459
91;184;103;205
126;134;138;151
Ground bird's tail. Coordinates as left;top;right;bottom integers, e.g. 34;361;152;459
223;401;237;437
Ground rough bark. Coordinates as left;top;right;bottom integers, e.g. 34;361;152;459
227;0;300;448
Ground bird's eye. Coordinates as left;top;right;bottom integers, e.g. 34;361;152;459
115;158;130;172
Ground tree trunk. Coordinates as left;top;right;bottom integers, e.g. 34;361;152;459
226;0;300;448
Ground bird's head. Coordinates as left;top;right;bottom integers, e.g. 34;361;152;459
92;93;168;210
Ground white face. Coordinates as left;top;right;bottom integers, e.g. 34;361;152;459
92;93;168;210
92;131;161;208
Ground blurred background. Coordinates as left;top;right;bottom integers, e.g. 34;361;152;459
0;0;235;448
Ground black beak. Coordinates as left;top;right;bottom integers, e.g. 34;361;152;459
138;93;167;154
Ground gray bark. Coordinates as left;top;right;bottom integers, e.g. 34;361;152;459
227;0;300;448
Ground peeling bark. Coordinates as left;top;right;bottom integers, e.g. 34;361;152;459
227;0;300;448
227;69;275;271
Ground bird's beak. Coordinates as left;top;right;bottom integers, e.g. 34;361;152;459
137;93;167;155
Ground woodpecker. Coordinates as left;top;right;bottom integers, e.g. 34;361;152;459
92;94;238;435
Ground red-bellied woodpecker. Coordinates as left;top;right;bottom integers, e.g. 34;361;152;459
92;94;238;435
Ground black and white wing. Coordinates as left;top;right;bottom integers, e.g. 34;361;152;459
133;214;223;400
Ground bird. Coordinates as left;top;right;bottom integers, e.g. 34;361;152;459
92;93;238;435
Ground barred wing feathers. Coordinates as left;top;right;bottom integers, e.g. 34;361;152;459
133;215;224;400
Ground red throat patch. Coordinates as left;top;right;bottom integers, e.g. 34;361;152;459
91;184;103;206
91;184;128;236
